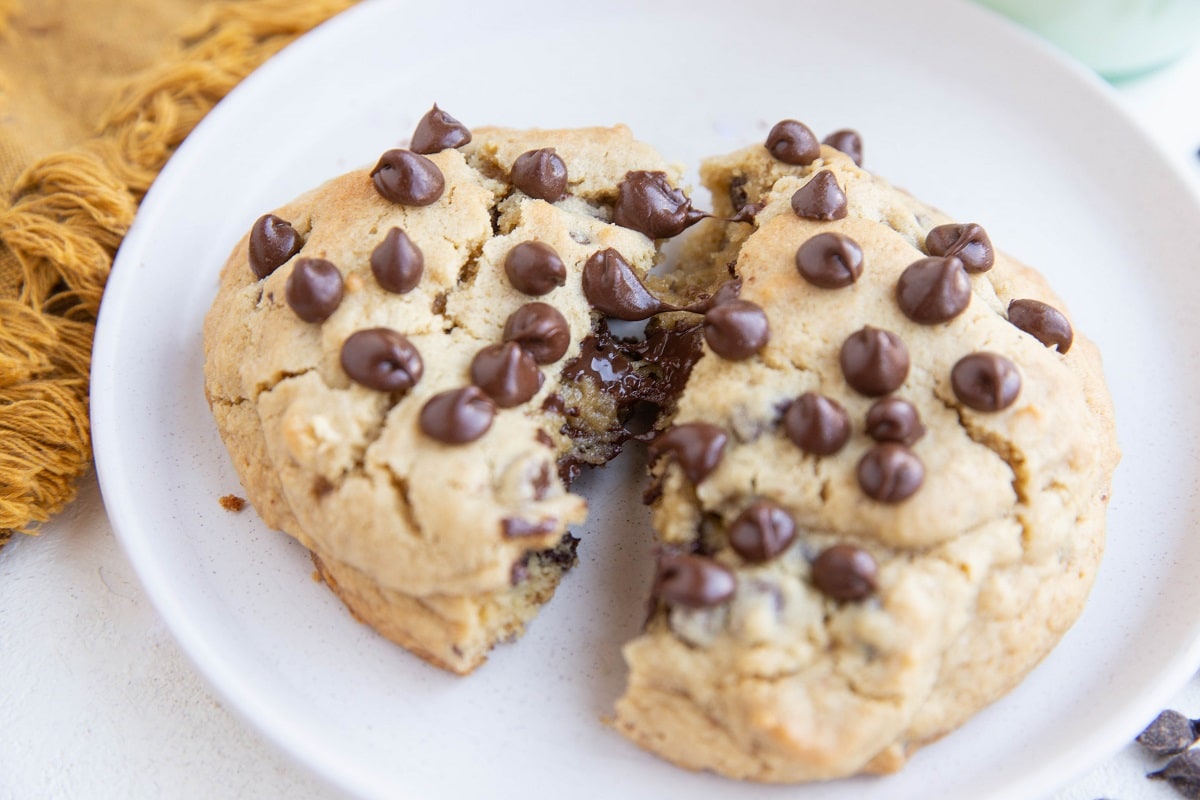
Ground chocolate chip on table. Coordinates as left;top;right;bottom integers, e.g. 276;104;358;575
924;223;994;273
470;341;544;407
865;397;925;445
285;258;344;323
857;443;924;502
370;149;445;206
1137;710;1200;758
728;500;796;563
896;256;971;324
504;241;567;296
613;170;708;239
655;551;736;608
419;385;496;443
840;326;910;396
340;328;423;393
783;392;851;455
796;232;864;288
581;248;670;320
370;227;424;293
703;299;770;360
811;543;878;601
791;169;848;220
765;119;821;166
823;129;863;166
510;148;569;202
951;352;1021;412
502;302;571;364
1007;298;1074;353
649;422;728;484
248;213;303;279
1148;750;1200;799
409;103;472;155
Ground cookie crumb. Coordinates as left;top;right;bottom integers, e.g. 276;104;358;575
218;494;246;512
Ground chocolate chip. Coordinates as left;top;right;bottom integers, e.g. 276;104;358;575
1137;710;1200;758
511;148;568;202
796;232;864;288
791;170;848;221
370;149;444;206
783;392;851;455
470;342;544;407
285;258;344;323
504;241;567;296
613;170;708;239
649;422;727;484
703;299;769;360
840;327;909;396
924;223;994;273
409;104;471;155
248;214;303;279
823;129;863;166
857;443;924;502
370;227;424;293
812;544;878;601
728;501;796;563
340;328;423;393
502;302;571;364
865;397;925;445
581;248;668;320
765;119;821;166
419;386;496;443
896;256;971;324
1148;750;1200;799
501;517;558;539
1007;298;1074;353
655;551;736;608
951;352;1021;412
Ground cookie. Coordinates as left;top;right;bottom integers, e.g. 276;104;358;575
612;125;1119;780
203;117;707;674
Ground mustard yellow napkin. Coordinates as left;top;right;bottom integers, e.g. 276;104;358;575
0;0;355;543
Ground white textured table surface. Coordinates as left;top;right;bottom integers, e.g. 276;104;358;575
2;40;1199;800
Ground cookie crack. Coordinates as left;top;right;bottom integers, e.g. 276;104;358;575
252;367;316;402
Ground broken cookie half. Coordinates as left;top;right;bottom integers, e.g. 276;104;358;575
203;114;710;674
613;123;1119;780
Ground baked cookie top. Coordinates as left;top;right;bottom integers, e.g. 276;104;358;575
615;129;1119;780
204;123;688;598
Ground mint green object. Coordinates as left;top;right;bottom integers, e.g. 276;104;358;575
977;0;1200;79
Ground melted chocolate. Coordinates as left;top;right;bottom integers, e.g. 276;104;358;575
581;248;672;320
613;171;709;239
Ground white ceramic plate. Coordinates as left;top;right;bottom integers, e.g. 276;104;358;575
91;1;1200;797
